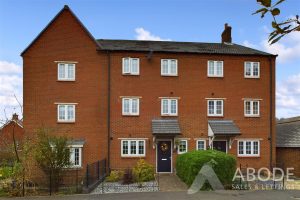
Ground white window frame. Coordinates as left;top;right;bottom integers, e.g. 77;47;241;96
122;98;140;116
57;63;76;81
207;61;224;77
57;104;76;122
177;140;188;154
122;57;140;75
161;99;178;116
207;100;224;117
161;59;178;76
69;147;82;168
121;140;146;157
244;62;260;78
237;140;260;157
244;100;260;117
196;140;206;150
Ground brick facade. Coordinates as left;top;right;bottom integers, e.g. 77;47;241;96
22;6;276;174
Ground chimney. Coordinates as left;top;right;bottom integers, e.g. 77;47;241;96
12;113;19;121
221;23;232;43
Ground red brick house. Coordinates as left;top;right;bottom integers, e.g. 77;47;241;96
21;5;276;174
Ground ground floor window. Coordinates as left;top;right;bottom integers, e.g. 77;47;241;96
238;140;260;156
70;147;82;167
177;140;188;154
121;140;145;157
196;140;206;150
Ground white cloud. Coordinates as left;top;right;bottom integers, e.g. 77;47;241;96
0;61;22;121
242;40;257;49
135;27;171;41
276;73;300;118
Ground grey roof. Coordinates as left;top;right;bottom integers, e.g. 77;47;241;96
276;117;300;147
97;39;275;56
208;120;241;135
152;119;181;135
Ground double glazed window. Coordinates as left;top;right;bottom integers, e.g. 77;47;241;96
208;61;223;77
161;59;178;76
244;62;260;78
196;140;206;150
244;100;260;117
238;140;260;156
121;140;145;157
70;147;82;167
58;63;75;81
122;98;139;115
178;140;188;154
122;58;140;75
207;100;223;116
161;99;178;116
57;104;75;122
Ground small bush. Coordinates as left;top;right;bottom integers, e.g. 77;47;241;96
176;150;236;190
132;159;155;183
0;167;13;180
106;170;124;182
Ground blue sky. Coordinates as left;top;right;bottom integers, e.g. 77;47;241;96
0;0;299;120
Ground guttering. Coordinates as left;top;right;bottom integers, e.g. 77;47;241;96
107;51;111;172
268;56;274;170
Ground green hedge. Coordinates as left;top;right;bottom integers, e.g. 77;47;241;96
176;150;236;189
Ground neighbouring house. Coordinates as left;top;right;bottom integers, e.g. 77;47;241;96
21;5;276;175
276;117;300;177
0;113;24;162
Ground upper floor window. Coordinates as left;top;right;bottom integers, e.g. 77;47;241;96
196;140;206;150
122;98;139;116
121;140;145;157
58;63;75;81
208;61;223;77
161;99;178;116
244;62;260;78
207;100;223;116
122;58;139;75
244;100;260;117
238;140;260;156
178;140;188;154
70;147;82;167
57;104;75;122
161;59;178;76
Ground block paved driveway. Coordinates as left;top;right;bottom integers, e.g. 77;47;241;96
3;190;300;200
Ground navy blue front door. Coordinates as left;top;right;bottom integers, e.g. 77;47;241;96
157;141;172;172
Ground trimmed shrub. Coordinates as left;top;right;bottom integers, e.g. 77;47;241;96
176;150;236;189
106;170;124;182
132;159;155;183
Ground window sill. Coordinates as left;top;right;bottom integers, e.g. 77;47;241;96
161;114;178;117
177;152;187;154
207;75;224;78
238;155;260;158
122;73;140;76
57;121;76;124
244;76;260;79
207;115;224;117
122;114;140;117
244;115;260;118
161;74;178;77
57;79;76;82
121;155;146;158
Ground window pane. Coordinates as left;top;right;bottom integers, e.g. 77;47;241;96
208;61;214;75
123;58;130;73
216;101;222;114
197;141;205;150
179;141;187;153
131;59;138;73
170;60;177;74
246;141;251;154
67;105;74;120
253;101;259;115
245;101;251;115
238;141;244;155
59;64;65;79
138;141;144;154
123;141;128;155
70;148;75;164
216;61;223;76
170;99;177;114
123;99;130;114
253;63;259;76
162;99;168;114
253;141;259;154
208;101;214;114
68;64;75;79
131;99;138;114
74;148;80;166
162;60;168;74
59;105;65;120
130;141;136;154
245;62;251;76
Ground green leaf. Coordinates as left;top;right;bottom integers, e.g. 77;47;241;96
271;8;280;16
268;32;279;42
270;35;284;44
272;21;278;28
257;0;271;7
273;0;285;7
252;8;268;15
